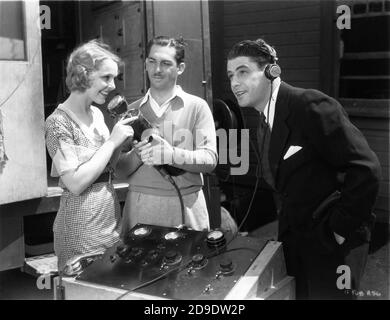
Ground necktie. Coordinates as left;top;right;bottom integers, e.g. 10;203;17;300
257;113;275;189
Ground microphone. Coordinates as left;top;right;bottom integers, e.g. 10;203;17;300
107;94;154;142
107;95;184;177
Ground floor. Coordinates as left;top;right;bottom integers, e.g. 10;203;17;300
0;221;388;300
249;221;389;300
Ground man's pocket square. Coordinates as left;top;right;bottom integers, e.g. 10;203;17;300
283;145;302;160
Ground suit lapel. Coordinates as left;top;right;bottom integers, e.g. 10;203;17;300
269;82;291;187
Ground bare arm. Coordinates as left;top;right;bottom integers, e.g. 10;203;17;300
61;118;134;195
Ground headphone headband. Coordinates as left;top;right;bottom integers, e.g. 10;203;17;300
254;39;278;63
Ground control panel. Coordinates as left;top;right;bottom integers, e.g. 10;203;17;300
76;224;267;300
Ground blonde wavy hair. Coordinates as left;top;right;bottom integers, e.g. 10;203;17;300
65;39;122;92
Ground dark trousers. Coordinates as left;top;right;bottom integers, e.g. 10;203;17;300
280;230;369;300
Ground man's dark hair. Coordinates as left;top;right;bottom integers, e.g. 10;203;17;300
227;38;278;69
146;36;187;64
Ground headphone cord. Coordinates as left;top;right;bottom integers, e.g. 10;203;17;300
237;80;274;232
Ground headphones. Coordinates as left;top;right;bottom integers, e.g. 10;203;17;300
264;63;281;81
256;40;282;81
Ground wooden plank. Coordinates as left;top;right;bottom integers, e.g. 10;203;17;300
282;69;320;82
379;182;389;197
373;151;388;165
223;0;319;15
349;117;389;131
285;81;320;89
341;99;389;113
224;5;320;25
375;195;389;213
224;19;321;37
364;136;390;152
0;182;129;217
358;128;390;139
279;56;320;69
222;43;320;58
343;51;390;60
219;82;321;100
380;167;389;181
344;106;390;119
225;31;320;47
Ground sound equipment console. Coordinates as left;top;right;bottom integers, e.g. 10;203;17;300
76;224;268;300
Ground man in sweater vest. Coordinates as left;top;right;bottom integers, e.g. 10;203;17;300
116;36;218;235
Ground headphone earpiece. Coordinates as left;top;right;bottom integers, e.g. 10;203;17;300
255;40;281;81
264;63;281;81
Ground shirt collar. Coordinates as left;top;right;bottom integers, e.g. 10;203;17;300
263;77;281;130
140;85;185;108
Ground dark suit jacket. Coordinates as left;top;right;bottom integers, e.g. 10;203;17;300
269;82;381;247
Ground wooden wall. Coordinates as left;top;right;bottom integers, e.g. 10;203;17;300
210;0;322;100
348;115;389;223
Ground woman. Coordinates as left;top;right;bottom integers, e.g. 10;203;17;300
45;40;134;271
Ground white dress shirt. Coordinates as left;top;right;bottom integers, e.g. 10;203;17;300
262;77;281;130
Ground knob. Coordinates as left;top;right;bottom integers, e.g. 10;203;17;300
140;260;149;267
219;257;235;275
157;243;166;251
117;28;123;36
130;247;143;257
146;250;159;261
116;244;128;257
190;253;207;269
206;230;226;248
165;250;178;262
192;254;204;264
220;258;233;272
163;250;182;266
124;256;133;264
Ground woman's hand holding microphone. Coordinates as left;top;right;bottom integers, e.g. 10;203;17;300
108;117;136;148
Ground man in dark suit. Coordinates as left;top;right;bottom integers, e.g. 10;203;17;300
227;39;382;299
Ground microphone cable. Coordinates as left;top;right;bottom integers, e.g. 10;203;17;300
155;165;186;227
147;136;186;226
